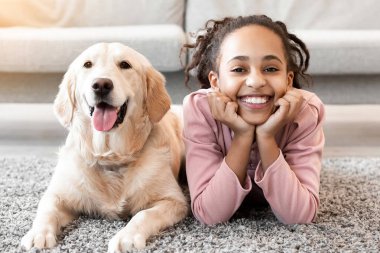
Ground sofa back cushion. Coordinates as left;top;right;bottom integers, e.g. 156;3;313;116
186;0;380;33
0;0;185;27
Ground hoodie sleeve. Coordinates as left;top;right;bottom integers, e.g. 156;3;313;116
255;93;325;224
183;91;252;225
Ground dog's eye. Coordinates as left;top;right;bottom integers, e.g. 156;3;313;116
120;61;132;69
83;61;92;68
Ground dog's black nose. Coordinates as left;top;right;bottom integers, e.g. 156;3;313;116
92;78;114;97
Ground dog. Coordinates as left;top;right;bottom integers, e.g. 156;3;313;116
20;42;188;252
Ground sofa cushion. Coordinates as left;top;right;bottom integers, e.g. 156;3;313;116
77;0;185;27
0;25;186;72
0;0;185;27
297;30;380;75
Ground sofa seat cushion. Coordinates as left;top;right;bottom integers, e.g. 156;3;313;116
0;25;186;72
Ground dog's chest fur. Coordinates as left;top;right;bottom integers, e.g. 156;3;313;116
57;158;142;220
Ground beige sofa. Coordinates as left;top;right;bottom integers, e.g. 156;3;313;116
1;0;380;104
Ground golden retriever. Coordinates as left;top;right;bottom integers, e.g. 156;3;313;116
20;42;188;252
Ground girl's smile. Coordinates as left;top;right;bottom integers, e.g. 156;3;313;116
238;94;273;110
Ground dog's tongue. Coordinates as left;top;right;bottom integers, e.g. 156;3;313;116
93;103;118;131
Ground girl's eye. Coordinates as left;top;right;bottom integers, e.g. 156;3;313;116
83;61;92;68
232;67;245;73
264;67;279;72
120;61;132;69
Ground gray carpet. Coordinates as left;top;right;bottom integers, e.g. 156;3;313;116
1;156;379;253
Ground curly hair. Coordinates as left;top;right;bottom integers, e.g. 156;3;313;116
183;15;311;89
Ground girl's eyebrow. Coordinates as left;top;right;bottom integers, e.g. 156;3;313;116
227;55;249;63
227;55;283;64
263;55;283;63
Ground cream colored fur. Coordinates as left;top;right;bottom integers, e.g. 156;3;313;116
20;43;188;252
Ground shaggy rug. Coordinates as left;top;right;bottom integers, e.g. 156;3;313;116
0;156;379;252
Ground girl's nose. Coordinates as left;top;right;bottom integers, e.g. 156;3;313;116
246;71;265;88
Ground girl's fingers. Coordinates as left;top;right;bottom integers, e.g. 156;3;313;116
207;91;231;120
275;97;290;118
225;101;238;119
207;91;252;134
277;89;304;120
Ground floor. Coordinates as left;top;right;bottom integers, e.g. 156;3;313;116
1;103;380;159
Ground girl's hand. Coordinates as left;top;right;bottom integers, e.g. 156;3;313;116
207;89;255;137
256;88;304;138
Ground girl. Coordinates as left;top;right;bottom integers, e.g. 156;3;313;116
182;15;325;225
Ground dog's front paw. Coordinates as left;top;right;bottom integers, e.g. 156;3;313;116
107;227;147;253
20;228;57;251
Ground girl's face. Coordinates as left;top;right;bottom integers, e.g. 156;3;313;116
209;25;294;125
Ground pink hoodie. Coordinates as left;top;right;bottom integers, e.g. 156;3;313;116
183;88;325;225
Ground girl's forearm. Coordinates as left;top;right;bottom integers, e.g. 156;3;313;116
225;132;254;185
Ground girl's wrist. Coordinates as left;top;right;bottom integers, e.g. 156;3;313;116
255;129;275;141
256;133;276;147
233;127;255;142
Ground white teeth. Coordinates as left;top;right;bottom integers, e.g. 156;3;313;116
241;96;268;104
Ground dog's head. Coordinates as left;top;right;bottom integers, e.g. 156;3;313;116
54;42;171;131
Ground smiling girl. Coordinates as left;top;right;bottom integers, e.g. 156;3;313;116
182;15;325;225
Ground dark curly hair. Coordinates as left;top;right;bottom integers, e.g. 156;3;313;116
183;15;311;89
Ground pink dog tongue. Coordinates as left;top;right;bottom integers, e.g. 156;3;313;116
93;104;118;131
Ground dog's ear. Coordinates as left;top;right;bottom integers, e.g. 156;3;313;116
146;67;171;123
54;67;76;128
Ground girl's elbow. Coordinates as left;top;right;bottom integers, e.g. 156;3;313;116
192;208;227;226
191;201;230;225
197;216;221;226
280;196;319;224
278;208;317;225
